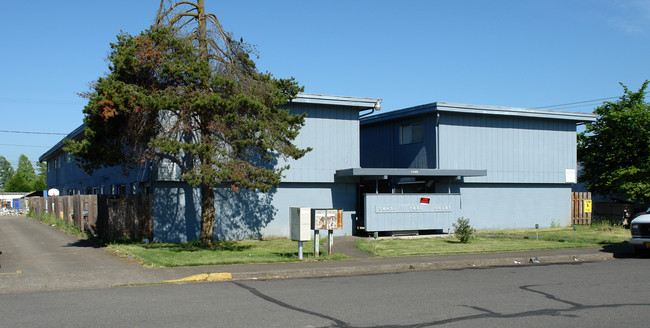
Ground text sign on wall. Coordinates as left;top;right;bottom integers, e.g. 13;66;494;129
583;200;592;213
375;204;452;213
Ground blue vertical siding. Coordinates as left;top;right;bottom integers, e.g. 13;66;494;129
360;123;393;167
153;181;201;242
457;183;571;229
280;103;360;183
360;115;436;169
259;182;357;237
439;113;576;184
46;152;151;195
153;182;358;242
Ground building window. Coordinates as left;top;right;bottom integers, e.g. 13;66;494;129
399;123;423;145
140;182;151;194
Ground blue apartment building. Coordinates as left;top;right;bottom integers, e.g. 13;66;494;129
41;96;596;241
358;102;596;231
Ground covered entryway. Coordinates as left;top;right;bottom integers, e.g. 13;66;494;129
336;168;486;236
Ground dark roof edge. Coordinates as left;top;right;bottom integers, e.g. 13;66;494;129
361;102;597;125
39;124;85;162
336;168;487;178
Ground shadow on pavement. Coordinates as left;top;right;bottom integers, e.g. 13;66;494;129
65;238;106;249
599;242;650;259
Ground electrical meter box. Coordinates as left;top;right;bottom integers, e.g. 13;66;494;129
290;207;311;241
312;209;343;230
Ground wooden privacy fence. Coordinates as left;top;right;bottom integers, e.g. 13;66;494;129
27;195;152;242
27;195;97;228
571;192;592;225
98;195;153;242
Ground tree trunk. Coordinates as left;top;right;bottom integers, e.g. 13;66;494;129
197;0;208;61
200;182;215;244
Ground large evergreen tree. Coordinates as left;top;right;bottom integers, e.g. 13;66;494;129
578;81;650;203
0;156;14;191
65;2;308;244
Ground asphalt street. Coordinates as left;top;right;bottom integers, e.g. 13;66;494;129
1;257;649;327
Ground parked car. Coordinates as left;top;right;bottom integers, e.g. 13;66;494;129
629;207;650;253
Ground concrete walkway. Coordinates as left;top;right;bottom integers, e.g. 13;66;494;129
0;215;634;294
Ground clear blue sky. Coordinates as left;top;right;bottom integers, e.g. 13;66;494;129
1;0;649;168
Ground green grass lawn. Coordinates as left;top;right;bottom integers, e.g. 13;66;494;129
478;223;629;244
355;224;630;257
108;239;348;267
108;224;629;266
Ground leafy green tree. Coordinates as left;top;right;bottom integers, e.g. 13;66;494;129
0;156;14;191
32;162;47;191
5;155;37;192
5;173;32;192
65;2;307;244
578;81;650;203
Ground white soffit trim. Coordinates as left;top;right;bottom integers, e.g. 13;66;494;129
294;93;382;111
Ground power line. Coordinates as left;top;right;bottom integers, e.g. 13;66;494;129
0;143;50;148
0;97;85;105
532;96;619;110
0;130;67;136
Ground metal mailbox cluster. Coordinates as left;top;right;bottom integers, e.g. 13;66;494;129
290;207;342;259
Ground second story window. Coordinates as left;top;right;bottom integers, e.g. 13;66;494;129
399;122;423;145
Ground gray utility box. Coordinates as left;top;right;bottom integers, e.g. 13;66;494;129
290;207;311;241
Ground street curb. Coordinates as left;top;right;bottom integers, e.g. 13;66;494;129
167;251;614;283
166;272;233;283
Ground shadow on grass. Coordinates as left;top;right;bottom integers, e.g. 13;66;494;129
112;240;253;252
271;252;347;261
272;252;304;259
